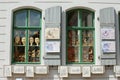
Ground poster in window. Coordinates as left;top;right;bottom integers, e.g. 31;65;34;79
59;66;68;77
82;66;91;77
45;28;60;39
13;66;24;74
4;65;12;77
102;41;116;53
101;28;115;39
26;66;34;77
35;66;48;74
45;41;60;53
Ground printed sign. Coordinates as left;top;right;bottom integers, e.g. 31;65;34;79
113;66;120;77
26;66;34;77
59;66;68;77
102;41;116;53
35;66;48;74
15;78;23;80
68;66;81;74
91;66;104;74
114;66;120;73
45;41;60;53
82;66;91;77
13;66;24;74
45;28;60;39
4;65;12;77
101;28;115;39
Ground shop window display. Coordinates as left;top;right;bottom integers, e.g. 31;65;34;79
12;9;41;64
66;9;94;64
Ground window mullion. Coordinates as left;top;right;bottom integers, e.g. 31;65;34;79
79;9;82;63
25;10;29;63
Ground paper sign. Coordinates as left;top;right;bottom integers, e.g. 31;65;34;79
102;41;116;53
35;66;48;74
13;66;24;74
82;66;91;77
26;66;34;77
15;78;23;80
101;28;115;39
91;66;104;74
45;28;60;39
45;41;60;52
68;66;81;74
114;66;120;73
4;65;12;77
59;66;68;77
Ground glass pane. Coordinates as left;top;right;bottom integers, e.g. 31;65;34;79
28;30;40;62
82;30;94;46
67;30;80;62
29;10;41;27
14;10;27;27
82;46;94;62
82;30;94;62
67;10;78;27
14;30;26;62
81;10;93;27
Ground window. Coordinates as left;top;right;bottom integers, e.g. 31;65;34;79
12;9;42;64
66;9;94;64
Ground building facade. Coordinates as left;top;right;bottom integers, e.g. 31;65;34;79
0;0;120;80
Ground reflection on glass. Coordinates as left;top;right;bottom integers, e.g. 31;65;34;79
14;30;26;62
67;10;78;26
30;10;40;26
67;30;80;62
28;30;40;62
81;11;93;27
82;30;94;62
15;10;27;27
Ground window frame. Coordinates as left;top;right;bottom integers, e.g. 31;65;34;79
66;9;95;64
12;9;42;64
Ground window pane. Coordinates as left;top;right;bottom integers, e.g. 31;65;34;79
14;10;27;27
28;30;40;62
82;30;94;46
67;10;78;27
81;10;93;27
82;46;94;62
14;30;26;62
67;30;80;62
82;30;94;62
29;10;41;27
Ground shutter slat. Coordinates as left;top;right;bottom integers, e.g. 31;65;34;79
45;6;62;27
100;7;115;26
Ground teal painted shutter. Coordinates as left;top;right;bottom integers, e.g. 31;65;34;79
100;7;115;27
44;6;62;65
100;7;116;65
45;6;61;27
